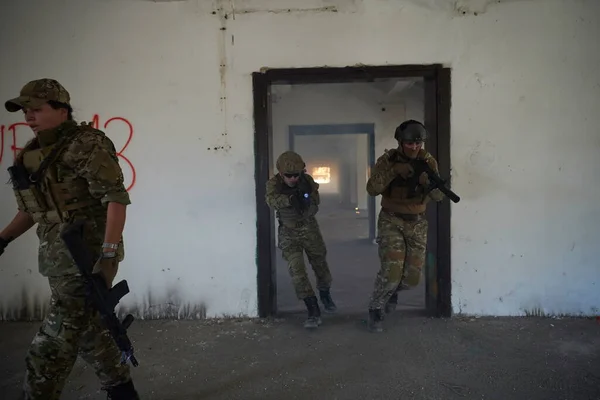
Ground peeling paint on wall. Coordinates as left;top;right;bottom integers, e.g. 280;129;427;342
0;289;49;321
119;288;208;320
0;289;209;321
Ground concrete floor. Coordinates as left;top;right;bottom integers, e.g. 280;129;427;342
1;315;599;399
276;196;425;314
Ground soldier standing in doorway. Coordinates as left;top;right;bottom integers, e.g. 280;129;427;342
265;150;337;329
365;120;445;333
0;79;140;399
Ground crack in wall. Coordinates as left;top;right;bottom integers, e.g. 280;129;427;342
206;0;233;153
406;0;539;16
234;5;338;14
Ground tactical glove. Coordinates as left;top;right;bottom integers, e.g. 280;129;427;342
418;171;430;187
296;176;312;209
92;255;119;289
289;194;303;214
297;176;312;195
0;236;12;256
392;163;414;179
299;191;311;209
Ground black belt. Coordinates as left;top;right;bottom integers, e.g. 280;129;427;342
382;208;424;221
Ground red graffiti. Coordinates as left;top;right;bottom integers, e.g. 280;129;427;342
0;115;136;191
0;122;28;163
90;115;137;191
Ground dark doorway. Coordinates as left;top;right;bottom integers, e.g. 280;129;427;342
253;65;452;319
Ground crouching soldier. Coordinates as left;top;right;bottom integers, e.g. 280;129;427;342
365;120;445;333
265;151;337;329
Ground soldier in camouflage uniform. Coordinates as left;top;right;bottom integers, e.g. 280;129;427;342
265;151;337;329
365;120;445;333
0;79;140;399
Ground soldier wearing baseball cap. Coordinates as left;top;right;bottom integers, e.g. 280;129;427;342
0;79;140;399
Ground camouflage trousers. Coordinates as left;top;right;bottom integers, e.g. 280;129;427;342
23;274;131;399
278;217;333;300
368;210;428;310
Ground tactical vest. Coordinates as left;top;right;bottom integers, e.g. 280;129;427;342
275;175;318;227
11;122;101;225
381;148;435;214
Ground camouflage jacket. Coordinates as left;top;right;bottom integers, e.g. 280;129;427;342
265;173;320;226
11;120;131;276
366;148;443;214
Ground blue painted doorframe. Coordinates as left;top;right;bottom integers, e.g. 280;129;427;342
288;123;376;241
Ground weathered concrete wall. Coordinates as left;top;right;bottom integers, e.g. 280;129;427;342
0;0;598;319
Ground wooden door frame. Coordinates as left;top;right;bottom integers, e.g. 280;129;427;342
252;64;452;318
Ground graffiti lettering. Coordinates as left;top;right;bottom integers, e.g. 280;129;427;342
0;115;136;191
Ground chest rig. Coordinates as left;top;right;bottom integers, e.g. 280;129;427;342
8;121;101;224
385;148;434;203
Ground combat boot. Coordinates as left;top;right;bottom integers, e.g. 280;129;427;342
385;292;398;314
104;379;140;400
319;289;337;313
367;308;384;333
303;296;322;329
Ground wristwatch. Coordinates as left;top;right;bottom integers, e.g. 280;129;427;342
102;251;117;259
102;242;119;250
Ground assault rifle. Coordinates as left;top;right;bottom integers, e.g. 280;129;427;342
295;174;312;210
279;173;312;214
408;159;460;203
60;220;139;367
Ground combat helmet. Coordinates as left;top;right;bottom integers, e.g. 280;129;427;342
394;120;428;142
276;151;305;174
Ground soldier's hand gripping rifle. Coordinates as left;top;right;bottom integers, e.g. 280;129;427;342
60;220;139;367
295;174;312;212
284;173;312;215
408;160;461;203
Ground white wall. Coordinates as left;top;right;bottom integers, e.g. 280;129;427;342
0;0;598;318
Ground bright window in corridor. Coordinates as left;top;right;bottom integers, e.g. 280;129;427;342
312;166;331;184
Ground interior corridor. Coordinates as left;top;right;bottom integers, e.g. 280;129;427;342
275;194;426;315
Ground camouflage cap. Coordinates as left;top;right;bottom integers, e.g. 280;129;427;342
276;151;305;174
4;78;71;113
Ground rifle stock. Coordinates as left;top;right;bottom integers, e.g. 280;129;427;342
60;220;139;367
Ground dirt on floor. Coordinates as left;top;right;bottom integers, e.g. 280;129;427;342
1;312;599;400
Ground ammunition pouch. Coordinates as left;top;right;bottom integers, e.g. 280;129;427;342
9;164;50;216
8;124;100;224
